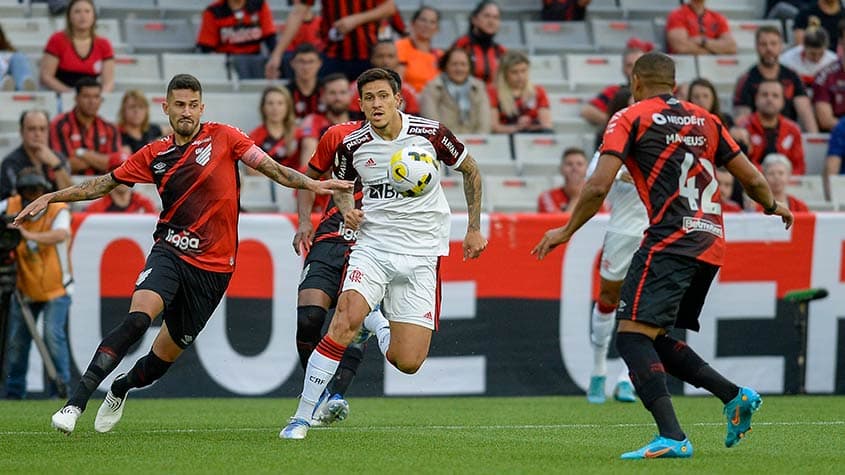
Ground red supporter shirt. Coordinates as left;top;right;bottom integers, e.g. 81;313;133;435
600;94;741;266
85;192;157;213
589;84;623;113
249;124;303;169
111;123;254;272
488;85;550;125
744;113;805;175
665;3;730;54
452;34;507;84
299;113;332;139
722;199;744;212
49;108;124;175
302;0;385;61
288;82;324;120
812;61;845;119
754;195;809;212
43;31;114;87
196;0;276;55
284;17;325;52
537;188;572;213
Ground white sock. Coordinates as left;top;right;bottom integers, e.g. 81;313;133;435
591;303;616;377
364;308;391;356
293;344;341;421
617;367;632;385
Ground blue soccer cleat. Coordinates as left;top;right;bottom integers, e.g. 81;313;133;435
587;375;606;404
613;380;637;403
280;417;311;440
620;435;694;460
724;387;762;448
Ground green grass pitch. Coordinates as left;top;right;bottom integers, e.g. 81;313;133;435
1;396;841;474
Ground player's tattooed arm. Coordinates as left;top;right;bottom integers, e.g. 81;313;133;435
457;155;483;231
13;174;118;226
244;145;312;190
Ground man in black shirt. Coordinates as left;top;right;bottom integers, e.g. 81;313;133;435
0;110;70;200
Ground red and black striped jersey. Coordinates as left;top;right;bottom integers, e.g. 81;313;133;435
111;122;254;273
307;121;364;245
303;0;385;61
196;0;276;55
249;124;303;169
49;108;124;175
600;94;741;266
288;82;325;120
451;34;506;84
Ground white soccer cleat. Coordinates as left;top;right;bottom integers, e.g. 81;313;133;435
310;389;331;427
51;405;82;435
280;418;311;440
312;394;350;426
94;390;126;433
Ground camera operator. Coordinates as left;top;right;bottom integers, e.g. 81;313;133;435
2;169;72;399
0;109;71;201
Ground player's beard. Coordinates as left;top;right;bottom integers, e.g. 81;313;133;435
171;117;199;139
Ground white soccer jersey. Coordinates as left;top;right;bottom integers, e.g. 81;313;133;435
587;151;648;237
327;113;467;256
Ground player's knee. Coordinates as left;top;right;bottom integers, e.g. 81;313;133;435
387;351;426;374
296;306;327;342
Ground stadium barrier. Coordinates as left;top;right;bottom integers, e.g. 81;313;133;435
13;213;845;397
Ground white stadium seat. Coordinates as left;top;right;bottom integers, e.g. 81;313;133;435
565;54;624;93
432;17;460;50
0;92;57;132
524;22;593;54
695;54;757;94
0;17;52;53
621;0;681;19
513;133;582;176
240;175;278;212
497;20;525;50
802;133;830;176
113;54;164;90
0;132;19;159
590;19;658;53
728;20;782;54
529;55;567;89
125;19;196;54
459;134;517;176
161;53;231;87
670;54;699;85
195;93;261;133
485;175;553;212
787;175;827;206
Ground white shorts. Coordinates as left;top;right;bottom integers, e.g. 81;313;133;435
342;246;440;330
599;231;642;281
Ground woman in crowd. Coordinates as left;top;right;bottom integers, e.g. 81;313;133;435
489;51;552;134
780;17;838;87
753;153;810;212
0;25;36;91
247;86;303;175
420;47;491;134
396;6;442;94
450;0;506;84
40;0;115;93
117;90;166;154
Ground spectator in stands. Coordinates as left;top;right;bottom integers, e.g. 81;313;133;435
757;153;810;211
593;86;632;151
781;17;838;87
688;77;751;151
0;110;71;200
265;0;397;80
451;1;506;85
40;0;114;93
85;184;157;213
0;25;36;91
537;147;588;213
733;26;818;133
715;167;744;212
117;90;166;154
792;0;844;50
541;0;591;21
247;86;303;174
196;0;278;80
350;40;419;115
665;0;737;55
489;51;552;134
276;0;324;81
420;47;491;134
396;6;442;94
823;114;845;199
287;43;324;121
49;78;124;175
580;47;644;127
812;22;845;131
745;80;806;174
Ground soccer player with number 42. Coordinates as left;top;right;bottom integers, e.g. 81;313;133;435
532;52;793;460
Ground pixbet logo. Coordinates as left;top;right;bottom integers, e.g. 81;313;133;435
166;229;200;251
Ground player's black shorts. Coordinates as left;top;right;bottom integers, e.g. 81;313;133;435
616;248;719;332
135;245;232;349
298;241;351;304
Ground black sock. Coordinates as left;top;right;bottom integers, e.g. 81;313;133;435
296;306;327;370
111;351;173;399
653;335;739;404
329;343;364;396
616;332;685;441
67;312;151;410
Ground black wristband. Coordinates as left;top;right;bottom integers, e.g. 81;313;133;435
52;163;64;172
763;200;778;215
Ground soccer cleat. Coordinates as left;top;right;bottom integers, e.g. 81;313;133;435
724;386;762;448
310;389;331;427
613;380;637;403
319;394;350;425
280;418;311;440
620;435;694;460
94;390;127;433
51;405;82;435
587;375;606;404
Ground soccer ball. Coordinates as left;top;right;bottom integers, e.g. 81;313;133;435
388;145;440;198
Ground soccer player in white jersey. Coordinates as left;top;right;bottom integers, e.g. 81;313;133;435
586;151;649;404
280;68;487;439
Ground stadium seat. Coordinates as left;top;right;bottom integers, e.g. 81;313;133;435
60;92;125;124
0;0;48;17
706;0;766;20
458;134;517;176
0;17;53;53
125;19;196;54
97;0;159;19
565;54;624;93
585;0;625;19
485;175;553;212
0;92;57;132
513;133;582;176
802;133;830;175
621;0;681;20
529;55;567;89
728;20;782;54
524;22;593;54
113;54;163;90
590;19;657;53
548;93;593;130
133;183;162;211
695;54;757;94
670;54;698;85
432;17;460;50
271;183;297;213
0;131;18;159
161;53;232;89
240;175;278;212
787;175;827;207
195;92;261;133
828;175;845;210
441;176;487;212
497;20;525;50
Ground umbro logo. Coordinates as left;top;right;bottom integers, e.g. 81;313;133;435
153;162;167;174
195;143;212;166
365;158;376;167
180;335;193;346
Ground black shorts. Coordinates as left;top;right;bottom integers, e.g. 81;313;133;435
298;241;351;305
135;245;232;348
616;248;719;332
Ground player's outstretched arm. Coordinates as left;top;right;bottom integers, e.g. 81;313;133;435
725;153;794;229
13;174;118;226
531;153;620;259
243;146;352;195
455;155;487;260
